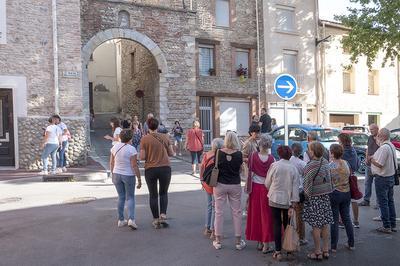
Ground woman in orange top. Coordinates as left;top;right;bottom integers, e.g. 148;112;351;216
185;120;204;175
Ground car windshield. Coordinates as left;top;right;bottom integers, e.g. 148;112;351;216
351;134;368;146
315;129;339;142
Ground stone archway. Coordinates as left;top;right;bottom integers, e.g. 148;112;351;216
81;28;169;125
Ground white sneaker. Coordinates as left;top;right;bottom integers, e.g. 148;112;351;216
118;220;128;227
235;239;246;250
373;216;382;221
62;167;67;172
128;219;138;230
39;170;48;175
213;240;222;250
56;168;63;174
50;170;57;175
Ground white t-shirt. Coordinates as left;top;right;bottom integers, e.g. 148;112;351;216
111;143;137;176
46;125;62;144
58;122;69;142
372;141;397;177
290;156;307;189
112;127;122;146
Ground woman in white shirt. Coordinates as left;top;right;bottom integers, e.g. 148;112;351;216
104;117;122;146
110;129;142;229
265;145;300;261
40;116;62;175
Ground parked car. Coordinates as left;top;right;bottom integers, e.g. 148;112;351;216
342;125;370;134
390;129;400;149
270;124;340;159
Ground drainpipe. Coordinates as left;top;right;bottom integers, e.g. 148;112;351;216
52;0;60;114
255;0;261;114
322;21;328;126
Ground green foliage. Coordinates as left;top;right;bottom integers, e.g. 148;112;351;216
336;0;400;68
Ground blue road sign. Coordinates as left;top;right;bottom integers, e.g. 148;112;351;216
274;74;298;101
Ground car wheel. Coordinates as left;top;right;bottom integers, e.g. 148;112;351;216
357;153;367;175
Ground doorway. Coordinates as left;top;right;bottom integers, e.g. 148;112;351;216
0;89;15;166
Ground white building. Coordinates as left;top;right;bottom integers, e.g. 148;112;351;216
263;0;319;125
319;20;399;128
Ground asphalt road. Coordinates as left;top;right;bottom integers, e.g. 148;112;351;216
0;157;399;265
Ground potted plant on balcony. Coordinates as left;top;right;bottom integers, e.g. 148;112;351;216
236;64;248;82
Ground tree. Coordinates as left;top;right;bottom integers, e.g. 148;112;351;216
336;0;400;68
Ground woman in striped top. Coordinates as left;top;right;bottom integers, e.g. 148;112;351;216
303;141;334;260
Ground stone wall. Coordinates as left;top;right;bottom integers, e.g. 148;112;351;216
120;40;159;121
18;118;87;170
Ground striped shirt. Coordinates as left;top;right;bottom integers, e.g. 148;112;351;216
303;158;333;197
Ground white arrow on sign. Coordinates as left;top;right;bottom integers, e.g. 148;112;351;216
277;81;295;94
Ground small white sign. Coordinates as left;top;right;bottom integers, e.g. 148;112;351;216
0;0;6;44
62;71;80;78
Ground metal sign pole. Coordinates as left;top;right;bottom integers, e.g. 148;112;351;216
284;100;288;145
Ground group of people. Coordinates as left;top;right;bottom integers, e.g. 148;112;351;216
40;115;70;175
199;123;397;261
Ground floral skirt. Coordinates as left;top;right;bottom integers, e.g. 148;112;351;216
303;194;334;228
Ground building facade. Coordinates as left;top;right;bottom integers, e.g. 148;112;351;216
319;20;399;128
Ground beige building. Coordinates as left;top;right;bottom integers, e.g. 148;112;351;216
319;20;399;128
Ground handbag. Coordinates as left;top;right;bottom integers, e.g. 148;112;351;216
385;143;400;186
282;210;300;252
208;149;220;187
349;175;363;200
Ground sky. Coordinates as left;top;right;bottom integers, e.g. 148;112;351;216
319;0;354;21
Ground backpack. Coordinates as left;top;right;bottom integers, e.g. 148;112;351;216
200;153;216;194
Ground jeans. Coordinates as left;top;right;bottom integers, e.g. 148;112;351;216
144;166;171;219
213;183;242;237
205;192;215;230
271;207;289;252
329;190;354;249
113;173;136;221
41;144;59;172
375;175;397;228
364;166;374;202
57;141;68;167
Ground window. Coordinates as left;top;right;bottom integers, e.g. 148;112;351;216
289;128;307;141
199;44;215;76
215;0;230;27
282;50;297;74
131;52;135;78
368;70;379;95
272;128;285;140
343;68;354;93
236;48;250;77
276;6;295;31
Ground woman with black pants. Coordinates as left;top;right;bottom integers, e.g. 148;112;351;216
140;118;175;229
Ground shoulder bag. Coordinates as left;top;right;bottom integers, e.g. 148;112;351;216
208;149;220;187
384;143;400;186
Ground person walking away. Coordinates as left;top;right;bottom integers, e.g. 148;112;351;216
172;121;184;156
200;138;224;240
212;131;246;251
329;144;355;252
140;118;174;229
40;116;62;175
338;133;361;228
131;121;142;154
246;134;275;254
370;128;397;233
53;115;70;173
259;108;272;133
143;113;154;135
271;118;278;131
289;143;307;246
185;120;204;175
359;124;380;207
265;146;300;261
303;141;333;260
104;117;122;146
110;130;142;229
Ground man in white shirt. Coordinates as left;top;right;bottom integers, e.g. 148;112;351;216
53;115;70;172
371;128;397;233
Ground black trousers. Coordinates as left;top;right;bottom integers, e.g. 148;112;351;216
145;166;172;219
271;207;289;252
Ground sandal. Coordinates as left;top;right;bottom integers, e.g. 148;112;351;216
159;214;169;227
257;242;263;251
272;251;282;261
308;252;323;260
322;251;330;259
152;219;161;229
262;246;273;254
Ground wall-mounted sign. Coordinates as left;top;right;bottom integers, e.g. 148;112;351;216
62;71;80;79
0;0;6;44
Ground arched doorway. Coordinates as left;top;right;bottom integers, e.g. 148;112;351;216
81;29;169;164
